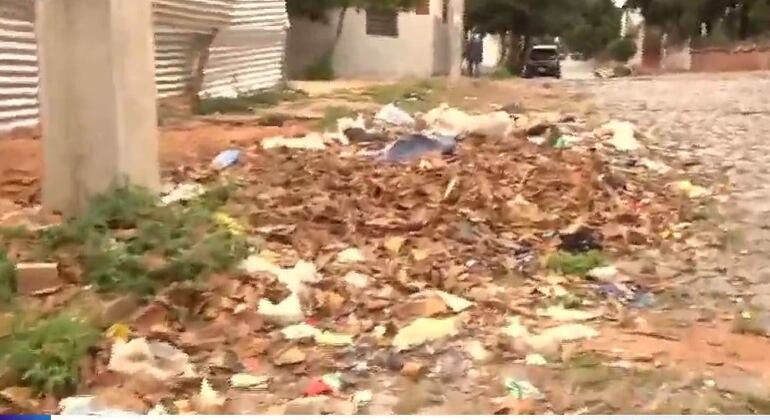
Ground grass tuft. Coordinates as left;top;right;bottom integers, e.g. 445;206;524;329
546;250;606;276
1;315;98;396
36;185;248;295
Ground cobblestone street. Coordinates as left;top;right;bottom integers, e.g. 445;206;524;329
583;73;770;309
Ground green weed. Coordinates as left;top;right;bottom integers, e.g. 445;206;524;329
362;80;442;113
0;225;33;240
196;88;307;115
0;249;15;302
546;250;606;276
1;315;98;396
491;65;515;80
36;185;248;295
304;50;335;81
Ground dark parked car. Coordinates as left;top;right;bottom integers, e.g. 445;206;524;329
522;45;561;79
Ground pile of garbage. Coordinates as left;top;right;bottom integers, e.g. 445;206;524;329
1;101;708;414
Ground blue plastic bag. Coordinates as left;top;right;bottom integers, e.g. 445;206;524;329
380;134;456;163
211;149;241;169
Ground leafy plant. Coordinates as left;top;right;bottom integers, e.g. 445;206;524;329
491;65;514;79
1;315;98;396
304;50;336;81
37;185;249;295
0;249;15;302
363;79;442;113
196;88;307;115
546;250;606;276
607;37;637;63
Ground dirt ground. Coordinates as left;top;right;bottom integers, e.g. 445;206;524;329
2;75;770;414
0;79;588;206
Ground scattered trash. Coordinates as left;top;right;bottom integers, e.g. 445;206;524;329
502;317;598;350
536;305;601;321
304;378;334;396
211;149;241;170
525;353;548;366
337;247;366;264
640;158;672;174
504;378;544;400
501;316;530;338
315;331;354;347
147;404;169;415
423;104;472;136
435;290;474;312
191;378;226;413
464;340;492;362
240;255;320;292
423;104;512;138
105;323;131;341
321;373;344;391
559;227;602;253
263;133;326;151
336;114;366;145
282;323;321;340
258;293;304;326
554;135;581;149
600;120;642;152
599;283;656;308
671;180;710;198
161;183;205;205
380;134;457;163
392;316;460;351
108;338;196;381
15;262;61;296
212;212;245;236
59;396;141;415
532;323;599;344
352;390;373;407
587;265;619;282
230;373;270;390
344;271;371;288
374;103;415;126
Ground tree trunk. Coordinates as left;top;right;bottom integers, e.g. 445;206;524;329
188;30;218;113
506;34;531;73
739;2;750;39
497;32;508;67
333;6;348;45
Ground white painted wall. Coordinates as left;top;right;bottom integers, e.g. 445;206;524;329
481;34;502;69
287;1;453;79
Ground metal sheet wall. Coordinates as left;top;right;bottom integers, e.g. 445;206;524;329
0;0;288;133
0;0;37;133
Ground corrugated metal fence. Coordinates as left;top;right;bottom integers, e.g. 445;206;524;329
0;0;288;134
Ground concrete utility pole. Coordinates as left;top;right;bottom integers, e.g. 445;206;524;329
448;0;464;82
36;0;160;215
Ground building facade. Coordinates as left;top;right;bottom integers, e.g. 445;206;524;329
0;0;289;134
286;0;456;79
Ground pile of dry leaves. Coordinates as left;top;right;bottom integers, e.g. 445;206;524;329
1;108;701;414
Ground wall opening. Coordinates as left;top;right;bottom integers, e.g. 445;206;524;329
366;9;398;37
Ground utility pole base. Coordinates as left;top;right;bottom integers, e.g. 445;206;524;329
36;0;160;215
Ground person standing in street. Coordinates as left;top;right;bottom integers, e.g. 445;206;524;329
466;32;484;78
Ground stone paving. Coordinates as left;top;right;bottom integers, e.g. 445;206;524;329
580;72;770;309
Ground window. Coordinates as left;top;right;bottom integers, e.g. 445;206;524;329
366;9;398;37
415;0;430;15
